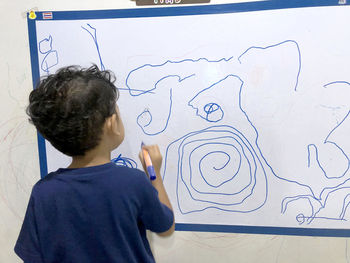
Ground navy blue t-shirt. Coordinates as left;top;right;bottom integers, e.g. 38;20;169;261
14;162;174;263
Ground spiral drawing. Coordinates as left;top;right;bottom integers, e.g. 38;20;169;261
165;125;268;214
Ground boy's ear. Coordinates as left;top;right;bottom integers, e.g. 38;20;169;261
108;112;121;136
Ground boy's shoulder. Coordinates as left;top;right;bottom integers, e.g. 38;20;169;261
32;163;150;195
105;165;153;190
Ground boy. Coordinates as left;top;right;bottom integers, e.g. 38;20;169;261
15;65;175;263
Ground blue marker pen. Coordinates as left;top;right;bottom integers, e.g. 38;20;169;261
141;142;157;180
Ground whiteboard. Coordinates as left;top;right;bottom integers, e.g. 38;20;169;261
28;2;350;236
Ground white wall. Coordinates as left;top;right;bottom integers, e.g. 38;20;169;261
1;1;349;262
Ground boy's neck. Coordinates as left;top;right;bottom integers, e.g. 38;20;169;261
68;146;111;169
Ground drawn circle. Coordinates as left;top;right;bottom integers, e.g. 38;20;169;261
296;213;306;225
137;109;152;128
203;103;224;122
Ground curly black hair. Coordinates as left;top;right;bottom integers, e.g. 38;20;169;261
27;65;119;156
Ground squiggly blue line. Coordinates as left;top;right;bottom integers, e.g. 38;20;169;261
128;73;195;96
38;35;53;54
283;110;350;223
162;124;268;214
111;154;137;168
118;88;156;94
317;111;350;188
125;56;232;96
127;40;350;223
238;40;301;91
296;213;345;225
324;81;350;88
136;88;173;136
189;140;244;192
81;24;105;70
307;144;328;178
282;195;317;215
311;186;350;224
284;194;347;225
340;193;350;219
40;51;59;74
39;36;58;74
135;74;195;135
188;76;232;123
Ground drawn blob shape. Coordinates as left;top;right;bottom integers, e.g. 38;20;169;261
41;50;59;73
39;35;53;54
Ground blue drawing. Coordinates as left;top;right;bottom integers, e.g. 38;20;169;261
281;110;350;224
203;103;224;123
163;125;268;214
39;35;59;74
134;74;194;135
324;81;350;88
340;193;350;220
111;154;137;168
124;39;350;224
125;57;232;97
295;214;345;225
136;79;174;136
189;79;226;123
81;24;105;70
199;150;237;187
238;40;301;91
39;36;53;54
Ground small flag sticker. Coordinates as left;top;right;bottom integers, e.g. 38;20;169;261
42;12;53;19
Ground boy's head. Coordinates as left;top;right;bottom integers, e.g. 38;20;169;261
27;65;124;157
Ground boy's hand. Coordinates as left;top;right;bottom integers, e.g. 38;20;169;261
138;144;175;236
139;144;163;175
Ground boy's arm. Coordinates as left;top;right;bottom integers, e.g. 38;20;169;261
139;145;175;236
149;172;175;236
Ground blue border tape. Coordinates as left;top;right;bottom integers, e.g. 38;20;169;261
176;223;350;237
27;14;48;178
33;0;347;21
37;133;48;179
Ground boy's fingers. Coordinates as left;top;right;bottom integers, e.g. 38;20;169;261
142;145;160;155
142;145;153;152
141;144;162;168
153;145;160;154
138;152;147;171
